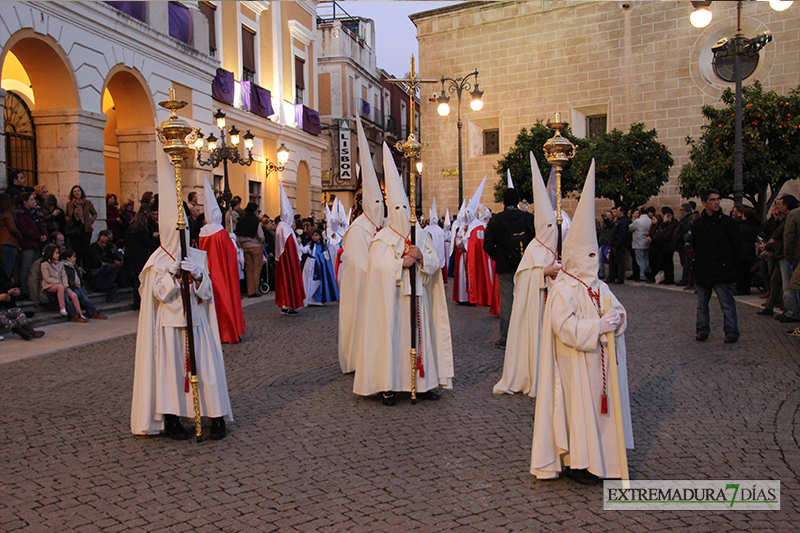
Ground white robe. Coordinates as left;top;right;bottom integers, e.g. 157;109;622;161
427;223;447;270
131;247;233;435
337;215;376;373
454;224;469;302
353;228;454;396
300;243;322;307
493;240;556;395
531;275;633;479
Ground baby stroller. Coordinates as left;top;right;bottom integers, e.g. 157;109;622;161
259;242;270;294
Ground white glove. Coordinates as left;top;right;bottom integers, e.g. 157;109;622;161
181;258;203;279
600;308;621;334
168;259;181;276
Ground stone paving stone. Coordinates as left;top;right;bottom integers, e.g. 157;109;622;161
1;285;800;530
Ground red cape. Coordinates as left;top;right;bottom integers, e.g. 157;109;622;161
467;225;492;307
198;231;245;343
452;247;463;303
275;239;306;310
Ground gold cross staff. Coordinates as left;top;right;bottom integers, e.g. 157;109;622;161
386;55;438;224
385;55;438;403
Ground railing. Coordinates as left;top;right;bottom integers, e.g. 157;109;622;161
355;98;383;127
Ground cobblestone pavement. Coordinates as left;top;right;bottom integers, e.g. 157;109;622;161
1;284;799;532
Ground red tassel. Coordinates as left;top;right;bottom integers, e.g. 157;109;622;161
416;355;425;378
601;393;608;415
185;375;190;393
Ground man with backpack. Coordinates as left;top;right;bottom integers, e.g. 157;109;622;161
484;187;536;348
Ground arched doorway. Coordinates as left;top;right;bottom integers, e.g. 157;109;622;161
2;32;86;202
296;160;311;217
102;67;156;203
3;91;37;187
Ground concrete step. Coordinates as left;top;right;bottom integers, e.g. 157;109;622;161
8;287;136;330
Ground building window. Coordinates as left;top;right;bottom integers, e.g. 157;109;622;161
242;26;256;83
587;115;607;139
400;102;407;139
295;57;305;105
248;180;262;207
213;175;223;195
483;129;499;155
199;1;217;57
3;92;38;187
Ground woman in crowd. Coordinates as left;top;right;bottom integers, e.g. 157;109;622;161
120;199;136;227
235;202;266;298
40;244;85;321
65;185;97;266
44;194;66;235
15;191;48;298
0;193;23;278
62;249;106;320
123;204;159;310
105;193;126;245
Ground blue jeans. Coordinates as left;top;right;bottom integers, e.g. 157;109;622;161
778;258;800;319
696;283;739;339
90;266;118;300
634;248;649;280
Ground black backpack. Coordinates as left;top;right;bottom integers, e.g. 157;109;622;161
497;213;533;266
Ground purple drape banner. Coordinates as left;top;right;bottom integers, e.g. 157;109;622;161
361;100;371;116
168;2;194;44
212;68;234;105
295;104;321;136
241;82;274;118
104;1;146;22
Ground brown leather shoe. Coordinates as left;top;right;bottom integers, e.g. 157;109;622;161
70;315;88;323
90;313;108;320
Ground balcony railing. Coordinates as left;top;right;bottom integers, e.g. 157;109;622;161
355;98;383;127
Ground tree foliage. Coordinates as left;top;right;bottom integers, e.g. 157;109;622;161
571;123;673;208
493;122;587;203
679;81;800;217
495;122;673;209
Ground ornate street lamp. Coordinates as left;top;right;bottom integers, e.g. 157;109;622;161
690;0;791;207
437;70;483;206
195;109;254;209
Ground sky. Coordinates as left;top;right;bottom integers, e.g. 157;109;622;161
333;1;461;78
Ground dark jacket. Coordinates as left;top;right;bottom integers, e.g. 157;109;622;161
672;212;692;251
653;219;678;253
737;218;760;263
483;207;536;274
691;209;742;286
123;225;158;275
598;218;614;246
764;218;787;262
15;207;47;251
610;215;630;248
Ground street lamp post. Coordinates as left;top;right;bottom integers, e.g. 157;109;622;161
437;70;484;206
195;109;255;210
690;0;790;207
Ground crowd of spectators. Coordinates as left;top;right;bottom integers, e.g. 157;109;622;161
597;191;800;337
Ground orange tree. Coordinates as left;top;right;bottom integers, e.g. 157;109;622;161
493;121;587;204
570;122;673;208
495;122;672;209
679;81;800;217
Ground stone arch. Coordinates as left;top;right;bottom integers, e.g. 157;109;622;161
296;160;311;217
102;65;157;202
1;29;79;109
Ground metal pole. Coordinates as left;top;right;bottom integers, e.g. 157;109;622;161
733;1;744;208
457;117;463;207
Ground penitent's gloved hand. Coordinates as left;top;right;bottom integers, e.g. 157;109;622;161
169;259;181;276
599;308;621;334
181;258;203;279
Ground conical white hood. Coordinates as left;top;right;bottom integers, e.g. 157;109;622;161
382;142;410;237
444;208;451;232
330;198;340;233
199;176;224;238
465;176;486;223
457;200;466;223
356;117;384;225
279;180;294;226
545;166;558;210
507;169;514;189
530;152;557;252
561;159;598;285
157;168;188;258
429;197;439;224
